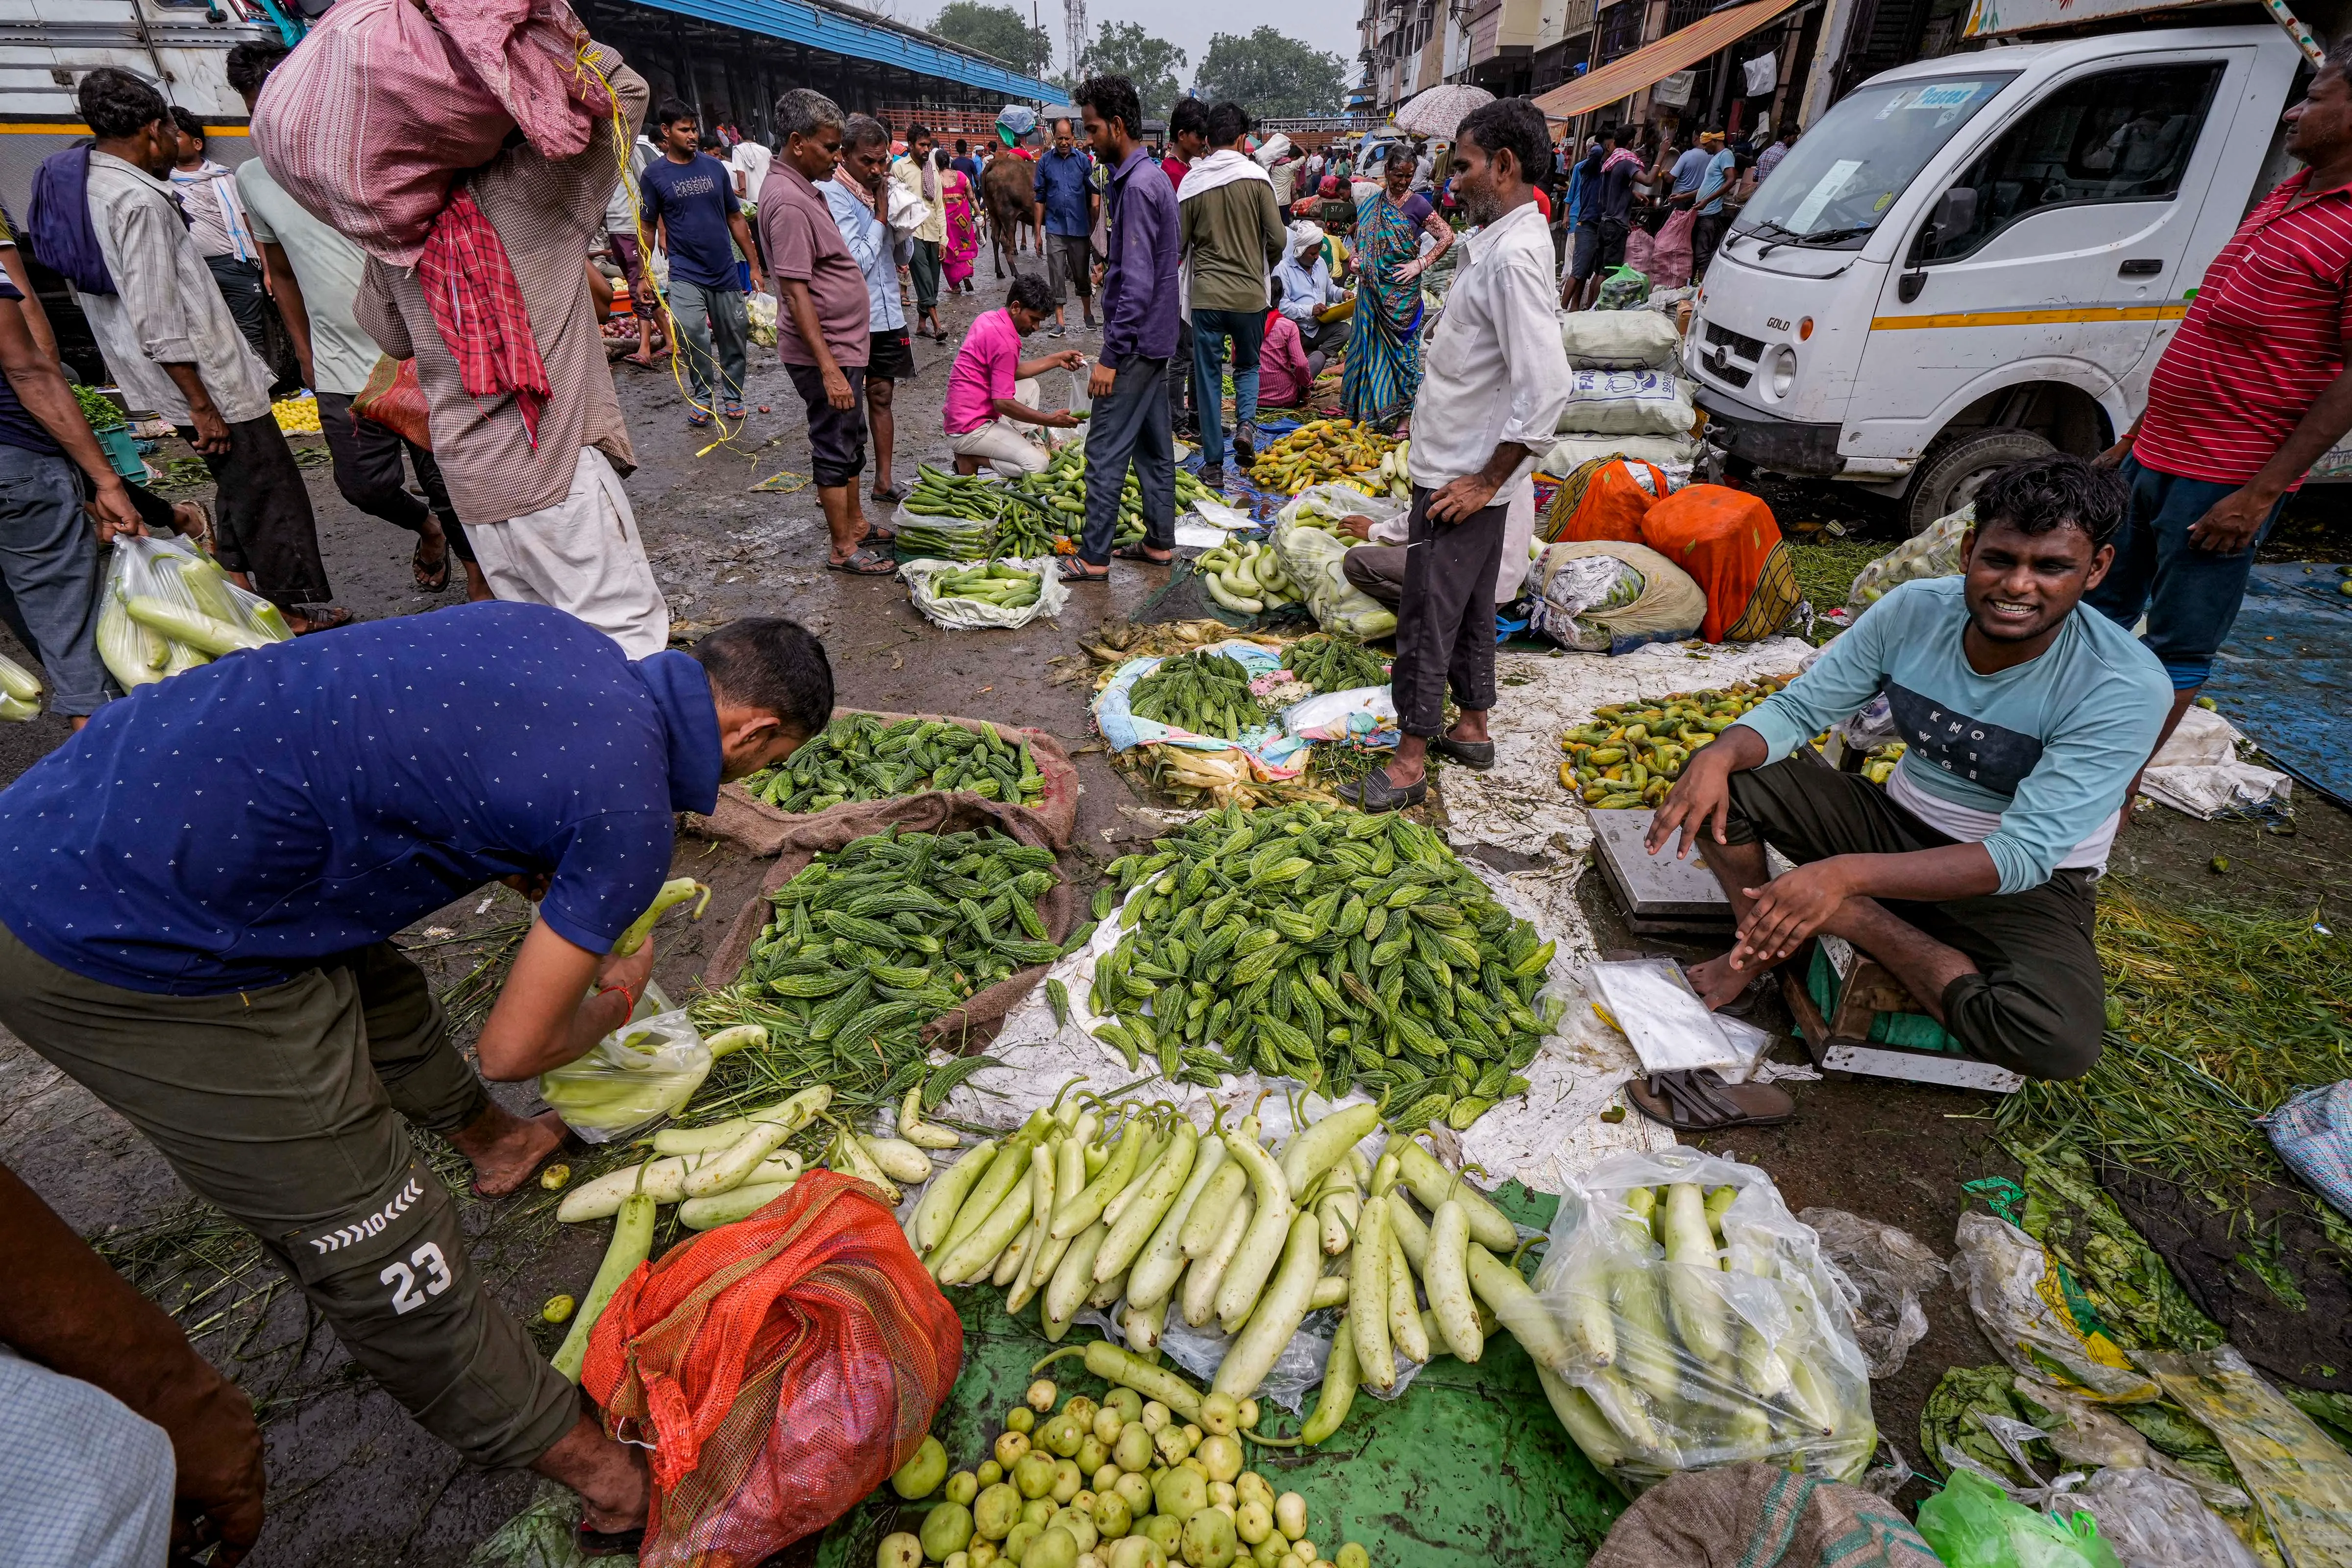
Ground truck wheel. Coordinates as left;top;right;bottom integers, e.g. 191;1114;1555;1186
1904;429;2055;536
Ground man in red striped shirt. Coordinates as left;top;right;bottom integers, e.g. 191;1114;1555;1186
2091;46;2352;759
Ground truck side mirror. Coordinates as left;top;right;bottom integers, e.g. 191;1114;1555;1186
1929;186;1978;247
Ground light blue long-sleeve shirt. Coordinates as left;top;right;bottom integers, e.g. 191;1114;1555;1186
822;176;912;333
1736;578;2169;894
1274;253;1341;325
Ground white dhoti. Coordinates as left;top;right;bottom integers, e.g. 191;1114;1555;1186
947;377;1051;476
469;446;669;658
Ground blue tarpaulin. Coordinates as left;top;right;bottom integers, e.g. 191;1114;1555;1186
2205;562;2352;808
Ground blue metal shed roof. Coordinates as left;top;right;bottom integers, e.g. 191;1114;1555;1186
625;0;1054;99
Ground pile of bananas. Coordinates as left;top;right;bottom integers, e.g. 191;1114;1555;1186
1280;634;1390;693
271;395;321;435
1859;739;1906;785
1196;539;1298;615
1127;651;1268;740
1249;421;1404;498
1558;677;1794;809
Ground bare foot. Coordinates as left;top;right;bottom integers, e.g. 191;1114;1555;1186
1688;952;1750;1010
451;1106;568;1199
534;1409;650;1533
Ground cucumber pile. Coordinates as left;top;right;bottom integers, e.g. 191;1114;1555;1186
1126;651;1268;740
1196;539;1299;615
741;714;1046;812
933;562;1044;611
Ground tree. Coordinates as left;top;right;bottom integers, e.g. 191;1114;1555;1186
1078;22;1187;124
1192;27;1348;119
929;0;1054;77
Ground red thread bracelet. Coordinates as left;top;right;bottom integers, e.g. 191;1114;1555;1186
598;978;640;1014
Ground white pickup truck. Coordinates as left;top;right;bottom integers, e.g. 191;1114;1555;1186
1683;21;2345;532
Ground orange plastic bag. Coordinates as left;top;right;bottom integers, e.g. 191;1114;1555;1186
1637;484;1800;642
1546;456;1671;545
582;1171;964;1568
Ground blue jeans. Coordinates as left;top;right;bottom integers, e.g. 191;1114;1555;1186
1080;357;1175;566
0;443;109;715
669;277;750;408
1191;308;1265;469
2084;454;2286;688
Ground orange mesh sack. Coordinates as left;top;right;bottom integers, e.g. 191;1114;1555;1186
1636;484;1801;642
1545;456;1671;545
581;1170;964;1567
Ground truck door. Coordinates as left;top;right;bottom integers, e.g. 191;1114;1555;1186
1851;50;2246;428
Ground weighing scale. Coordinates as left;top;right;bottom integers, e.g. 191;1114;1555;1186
1585;807;1736;936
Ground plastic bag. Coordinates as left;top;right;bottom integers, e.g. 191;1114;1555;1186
1559;368;1697;439
2072;1466;2263;1568
1529;540;1706;654
1540;432;1703;485
746;290;778;349
1272;483;1403;641
1279;683;1398;748
899;556;1069;631
1530;552;1646;651
2260;1079;2352;1224
1596;264;1649;310
1799;1209;1946;1380
1916;1470;2126;1568
2143;1345;2352;1566
1534;1146;1877;1492
537;1009;710;1143
1559;307;1681;369
1951;1213;2158;1402
582;1171;964;1567
1847;504;1972;617
98;534;290;691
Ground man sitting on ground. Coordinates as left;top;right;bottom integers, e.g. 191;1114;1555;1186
945;273;1084;476
1646;456;2169;1120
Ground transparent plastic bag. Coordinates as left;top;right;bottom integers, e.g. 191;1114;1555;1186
1273;483;1403;641
1596;264;1649;310
98;534;290;691
1533;1146;1877;1492
1950;1213;2158;1402
900;555;1068;630
1799;1208;1946;1380
1916;1470;2126;1568
1847;504;1972;617
1528;551;1645;651
747;290;778;349
537;1009;710;1143
2072;1466;2263;1568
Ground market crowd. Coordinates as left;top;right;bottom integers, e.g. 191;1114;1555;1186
0;6;2346;1561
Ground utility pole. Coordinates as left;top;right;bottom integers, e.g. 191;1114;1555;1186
1064;0;1085;86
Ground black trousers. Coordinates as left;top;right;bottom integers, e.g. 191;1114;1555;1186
1692;213;1726;283
175;414;331;611
1168;318;1196;434
1390;484;1503;737
316;391;475;564
1720;755;2106;1081
1080;356;1174;565
205;254;271;363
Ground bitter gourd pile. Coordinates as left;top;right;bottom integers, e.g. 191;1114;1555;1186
1126;651;1268;740
1088;803;1558;1131
741;713;1046;813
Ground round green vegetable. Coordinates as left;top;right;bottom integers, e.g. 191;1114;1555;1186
1026;1525;1080;1568
1199;1393;1239;1436
997;1431;1033;1469
1143;1514;1183;1556
1250;1539;1287;1568
1007;1407;1036;1435
923;1501;976;1560
1114;1470;1154;1517
1104;1388;1145;1425
1021;1497;1057;1529
1336;1544;1370;1568
1051;1459;1083;1504
1153;1467;1207;1523
1094;1463;1124;1494
1235;1502;1271;1545
1095;1491;1134;1538
878;1531;922;1568
1094;1406;1127;1444
948;1471;980;1506
1111;1538;1169;1568
1115;1424;1154;1473
1042;1413;1086;1459
1015;1452;1059;1500
1001;1520;1039;1565
893;1435;949;1499
1180;1507;1237;1568
978;1461;1004;1487
1077;1435;1110;1473
1195;1435;1241;1484
1028;1379;1059;1412
975;1482;1022;1541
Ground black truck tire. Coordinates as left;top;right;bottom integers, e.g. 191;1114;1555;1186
1903;428;2056;536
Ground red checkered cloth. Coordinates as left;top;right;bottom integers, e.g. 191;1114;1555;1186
416;186;550;446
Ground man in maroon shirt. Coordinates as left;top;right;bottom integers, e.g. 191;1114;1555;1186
2091;47;2352;765
1164;97;1210;437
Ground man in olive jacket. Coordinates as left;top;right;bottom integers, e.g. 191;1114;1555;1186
1178;100;1287;486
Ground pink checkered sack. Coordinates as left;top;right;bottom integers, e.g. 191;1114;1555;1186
250;0;613;266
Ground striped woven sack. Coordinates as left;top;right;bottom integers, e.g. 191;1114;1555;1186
2263;1079;2352;1221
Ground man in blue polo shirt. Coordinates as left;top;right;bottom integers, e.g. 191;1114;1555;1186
1033;117;1097;337
641;100;767;425
0;602;833;1542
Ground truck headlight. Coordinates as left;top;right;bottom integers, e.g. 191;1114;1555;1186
1767;346;1797;399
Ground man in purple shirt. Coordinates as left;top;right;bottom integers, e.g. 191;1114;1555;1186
1062;74;1180;582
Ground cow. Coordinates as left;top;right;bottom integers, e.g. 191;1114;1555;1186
982;143;1042;280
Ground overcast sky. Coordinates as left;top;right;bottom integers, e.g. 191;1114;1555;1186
929;0;1363;92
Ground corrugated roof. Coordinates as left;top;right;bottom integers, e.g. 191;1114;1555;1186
623;0;1056;99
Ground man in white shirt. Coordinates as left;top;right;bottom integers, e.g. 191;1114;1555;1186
1273;220;1346;355
72;68;344;631
165;107;270;365
1338;99;1570;812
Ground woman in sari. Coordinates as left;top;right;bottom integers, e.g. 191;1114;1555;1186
939;148;980;295
1341;150;1452;424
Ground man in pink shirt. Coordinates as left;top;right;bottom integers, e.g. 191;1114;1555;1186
946;273;1085;475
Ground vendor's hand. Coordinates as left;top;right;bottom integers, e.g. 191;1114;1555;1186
1088;361;1117;400
822;366;855;411
188;404;231;456
2186;484;2273;554
748;270;767;296
87;479;145;542
1053;349;1087;371
2091;438;2133;471
1646;746;1738;859
595;934;656;1003
1425;473;1498;525
1730;859;1853;971
1042;410;1081;429
167;1373;266;1567
1339;514;1375;541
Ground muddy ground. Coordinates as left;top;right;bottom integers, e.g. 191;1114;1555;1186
2;260;2345;1565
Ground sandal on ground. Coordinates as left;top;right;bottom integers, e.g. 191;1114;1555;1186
858;521;897;547
1058;557;1111;583
412;537;451;593
686;409;712;429
1111;542;1172;564
828;547;898;575
288;606;355;636
722;400;746;420
1625;1069;1796;1132
575;1524;646;1559
1430;735;1495;771
872;484;908;504
1336;769;1427;813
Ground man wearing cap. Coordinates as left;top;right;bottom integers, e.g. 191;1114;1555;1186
1274;220;1347;357
1690;127;1738;282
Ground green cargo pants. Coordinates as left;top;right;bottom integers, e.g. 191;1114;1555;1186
0;924;582;1469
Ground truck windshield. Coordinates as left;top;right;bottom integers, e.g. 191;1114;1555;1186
1733;72;2019;249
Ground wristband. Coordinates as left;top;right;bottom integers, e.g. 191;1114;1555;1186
597;978;640;1015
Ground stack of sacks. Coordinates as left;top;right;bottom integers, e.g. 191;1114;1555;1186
1542;310;1704;482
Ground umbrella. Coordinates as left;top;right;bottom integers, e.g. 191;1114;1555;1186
1394;83;1494;140
996;104;1039;144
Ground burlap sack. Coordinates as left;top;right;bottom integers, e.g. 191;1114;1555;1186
690;710;1081;854
1590;1463;1937;1568
704;794;1081;1055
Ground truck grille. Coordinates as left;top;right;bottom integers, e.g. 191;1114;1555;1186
1703;322;1765;361
1698;321;1760;389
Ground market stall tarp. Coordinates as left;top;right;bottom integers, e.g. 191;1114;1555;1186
808;1186;1627;1568
1530;0;1811;121
2203;563;2352;808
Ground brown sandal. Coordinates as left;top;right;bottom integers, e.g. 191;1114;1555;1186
1625;1069;1796;1131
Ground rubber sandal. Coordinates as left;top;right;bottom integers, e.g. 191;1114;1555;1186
1059;558;1111;583
872;485;908;504
1430;735;1495;771
723;401;745;420
859;522;897;547
576;1524;646;1559
1111;542;1172;564
687;410;712;429
289;606;354;636
1336;769;1427;813
828;547;898;575
1625;1069;1796;1132
412;539;451;593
